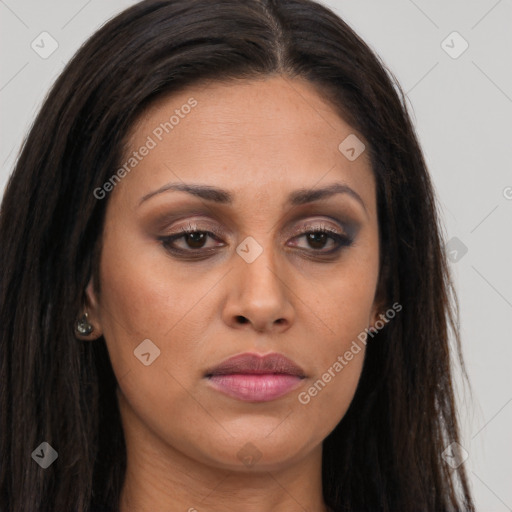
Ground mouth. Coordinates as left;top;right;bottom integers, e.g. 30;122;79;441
204;352;306;402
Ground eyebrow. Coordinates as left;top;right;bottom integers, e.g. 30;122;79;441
139;182;367;214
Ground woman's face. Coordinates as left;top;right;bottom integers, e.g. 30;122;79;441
86;75;381;472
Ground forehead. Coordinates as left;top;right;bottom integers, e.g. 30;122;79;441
115;76;376;216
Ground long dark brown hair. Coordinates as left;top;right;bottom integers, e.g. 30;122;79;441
0;0;474;510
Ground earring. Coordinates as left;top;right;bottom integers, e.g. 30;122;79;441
75;312;94;336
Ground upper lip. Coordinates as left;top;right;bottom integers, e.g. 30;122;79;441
205;352;306;378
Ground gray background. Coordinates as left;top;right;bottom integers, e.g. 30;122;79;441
1;0;511;510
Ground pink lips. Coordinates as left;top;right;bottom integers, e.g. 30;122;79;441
204;352;306;402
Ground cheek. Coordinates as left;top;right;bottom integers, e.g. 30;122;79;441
96;239;220;446
292;252;378;426
289;287;371;442
296;347;365;433
95;230;199;377
306;250;380;350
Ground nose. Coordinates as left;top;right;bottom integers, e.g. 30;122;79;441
221;237;295;334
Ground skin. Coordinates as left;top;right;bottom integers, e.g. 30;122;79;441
81;75;383;512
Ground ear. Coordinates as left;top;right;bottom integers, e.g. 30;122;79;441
368;278;388;331
369;252;391;330
75;279;103;340
369;297;387;331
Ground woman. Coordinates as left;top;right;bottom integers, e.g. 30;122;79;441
0;0;475;511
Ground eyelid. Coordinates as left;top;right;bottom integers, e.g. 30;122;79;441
173;221;227;238
288;220;347;237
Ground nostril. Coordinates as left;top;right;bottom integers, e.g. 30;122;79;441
236;316;248;324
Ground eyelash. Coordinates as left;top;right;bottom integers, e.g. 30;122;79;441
159;222;354;258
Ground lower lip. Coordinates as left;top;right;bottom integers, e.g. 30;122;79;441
206;374;303;402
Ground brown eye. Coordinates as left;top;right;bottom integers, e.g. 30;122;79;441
180;231;208;249
291;227;353;253
304;231;332;250
160;228;223;253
